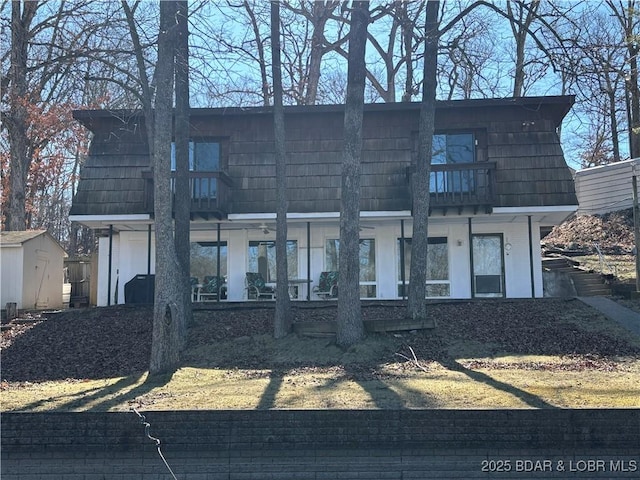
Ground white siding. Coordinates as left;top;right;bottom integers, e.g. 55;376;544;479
575;159;639;215
1;246;24;309
1;234;65;310
94;217;544;303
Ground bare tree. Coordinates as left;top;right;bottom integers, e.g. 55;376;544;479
281;0;348;104
173;0;193;335
271;0;291;338
607;0;639;158
363;1;425;102
407;0;440;323
4;1;39;231
336;1;369;348
552;2;630;164
439;2;498;99
149;0;187;375
506;0;540;97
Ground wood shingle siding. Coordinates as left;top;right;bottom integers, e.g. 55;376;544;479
71;96;577;219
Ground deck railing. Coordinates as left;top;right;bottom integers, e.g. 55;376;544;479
143;170;232;217
407;162;496;211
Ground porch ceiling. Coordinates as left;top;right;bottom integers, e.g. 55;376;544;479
70;205;576;235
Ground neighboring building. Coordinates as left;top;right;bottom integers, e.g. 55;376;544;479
574;158;640;215
0;230;67;310
69;96;578;306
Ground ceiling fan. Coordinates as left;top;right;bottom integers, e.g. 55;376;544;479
255;223;272;234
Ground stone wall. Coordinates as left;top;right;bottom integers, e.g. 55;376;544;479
2;409;639;479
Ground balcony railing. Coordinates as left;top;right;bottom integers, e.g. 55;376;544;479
143;170;232;218
407;162;496;212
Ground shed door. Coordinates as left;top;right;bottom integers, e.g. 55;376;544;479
35;254;50;308
472;234;504;298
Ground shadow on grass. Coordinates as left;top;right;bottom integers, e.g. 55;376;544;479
14;372;175;412
257;370;285;410
439;357;556;409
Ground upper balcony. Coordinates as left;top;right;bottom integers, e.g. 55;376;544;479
142;170;233;219
407;162;496;214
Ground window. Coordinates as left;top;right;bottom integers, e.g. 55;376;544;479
171;141;221;171
248;240;298;282
325;238;376;298
190;241;227;279
171;140;222;200
430;133;475;193
397;237;450;298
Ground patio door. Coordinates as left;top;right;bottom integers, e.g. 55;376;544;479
472;234;504;298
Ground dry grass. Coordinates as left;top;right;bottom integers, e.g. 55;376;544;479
2;299;640;412
574;254;637;283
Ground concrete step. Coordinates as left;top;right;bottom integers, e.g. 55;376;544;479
542;256;612;296
569;272;611;296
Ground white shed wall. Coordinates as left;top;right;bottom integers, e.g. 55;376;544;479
1;246;24;309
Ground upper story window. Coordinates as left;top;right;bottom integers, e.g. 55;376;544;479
430;133;476;193
170;140;226;201
171;140;221;171
432;133;475;165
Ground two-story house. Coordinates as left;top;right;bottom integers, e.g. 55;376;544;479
69;96;578;305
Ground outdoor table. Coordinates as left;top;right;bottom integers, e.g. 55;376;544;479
267;279;313;300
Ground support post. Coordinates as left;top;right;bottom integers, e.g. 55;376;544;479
528;215;535;298
147;224;152;275
307;222;311;300
216;222;221;302
633;174;640;293
107;225;113;306
400;219;406;299
468;217;474;298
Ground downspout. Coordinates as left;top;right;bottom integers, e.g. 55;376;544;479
107;224;113;306
147;224;152;275
307;222;311;300
528;215;535;298
216;222;221;302
147;224;152;304
400;219;406;299
468;217;474;298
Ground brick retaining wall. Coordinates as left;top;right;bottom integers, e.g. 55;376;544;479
2;410;639;479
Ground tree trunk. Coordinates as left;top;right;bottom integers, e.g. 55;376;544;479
627;18;639;159
244;0;270;106
174;0;192;337
271;0;291;338
507;1;538;98
407;0;440;323
336;1;369;348
304;2;335;105
6;1;38;231
149;0;185;376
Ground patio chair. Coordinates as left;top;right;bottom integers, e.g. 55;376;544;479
190;277;200;302
199;275;225;302
312;271;338;299
245;272;275;300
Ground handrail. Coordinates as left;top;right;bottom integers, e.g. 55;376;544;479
593;243;617;277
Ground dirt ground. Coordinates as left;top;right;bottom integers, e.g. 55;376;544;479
2;298;640;411
2;298;639;383
542;208;634;254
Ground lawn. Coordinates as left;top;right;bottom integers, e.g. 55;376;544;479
2;298;640;411
573;253;637;283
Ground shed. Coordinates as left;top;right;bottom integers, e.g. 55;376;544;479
574;158;640;215
1;230;67;310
